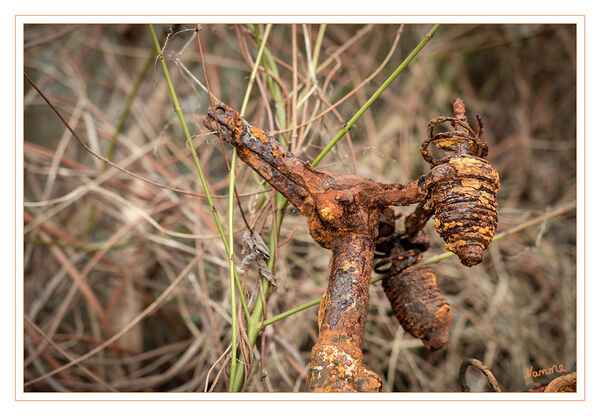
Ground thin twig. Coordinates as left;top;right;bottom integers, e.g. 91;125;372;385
312;24;441;167
24;316;117;392
23;71;215;200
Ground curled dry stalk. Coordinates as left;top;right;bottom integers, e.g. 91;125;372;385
459;358;502;392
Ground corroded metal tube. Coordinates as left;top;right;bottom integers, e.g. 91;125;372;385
307;234;382;392
382;265;451;351
204;101;422;392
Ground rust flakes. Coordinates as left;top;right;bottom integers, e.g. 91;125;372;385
419;100;500;267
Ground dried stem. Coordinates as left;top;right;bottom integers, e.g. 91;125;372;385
459;358;502;392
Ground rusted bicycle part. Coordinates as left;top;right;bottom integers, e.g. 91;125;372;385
374;207;430;272
205;101;423;392
375;216;451;351
205;101;423;248
523;375;577;392
307;234;383;392
418;99;500;267
383;264;451;351
420;98;488;166
542;371;577;392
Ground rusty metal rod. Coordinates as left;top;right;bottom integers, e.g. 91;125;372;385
205;103;423;391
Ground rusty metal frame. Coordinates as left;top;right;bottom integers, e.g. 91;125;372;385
204;99;499;392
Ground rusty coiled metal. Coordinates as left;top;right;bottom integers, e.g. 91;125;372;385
382;264;451;351
375;214;451;352
419;99;500;267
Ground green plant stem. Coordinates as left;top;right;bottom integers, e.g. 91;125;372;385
315;25;373;75
231;192;286;391
247;24;290;215
230;24;442;392
227;160;238;388
312;24;327;68
227;23;272;392
240;25;272;116
230;24;290;392
311;24;441;168
262;297;321;328
260;200;576;327
148;24;250;319
248;24;287;139
84;50;154;238
105;50;155;162
230;23;293;391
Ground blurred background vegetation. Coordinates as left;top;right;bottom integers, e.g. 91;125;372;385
23;23;576;392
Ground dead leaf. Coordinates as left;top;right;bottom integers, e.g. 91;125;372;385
241;230;277;286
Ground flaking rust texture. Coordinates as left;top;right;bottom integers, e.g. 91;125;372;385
418;99;500;267
204;99;499;392
375;211;452;351
309;235;383;391
542;372;577;392
523;372;577;393
382;265;451;351
419;156;500;266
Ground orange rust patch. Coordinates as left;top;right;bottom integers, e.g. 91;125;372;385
249;126;269;143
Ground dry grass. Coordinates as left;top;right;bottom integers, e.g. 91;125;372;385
23;23;576;392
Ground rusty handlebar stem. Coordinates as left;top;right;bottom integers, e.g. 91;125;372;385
205;101;424;392
205;101;424;248
204;98;498;391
